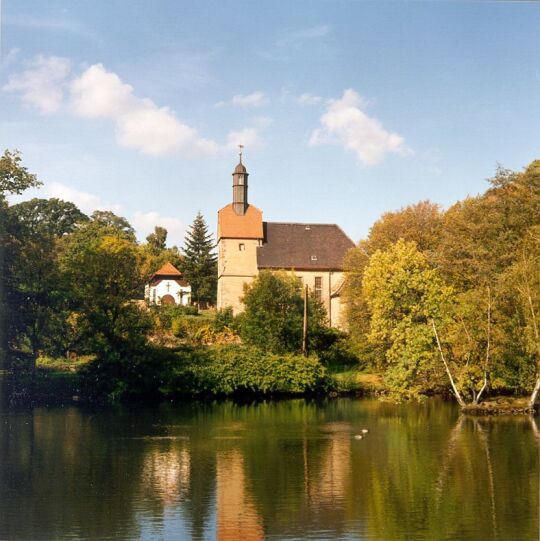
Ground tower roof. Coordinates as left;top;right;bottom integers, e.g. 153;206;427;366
218;203;263;240
233;162;247;174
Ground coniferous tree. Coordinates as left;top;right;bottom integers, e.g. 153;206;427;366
182;212;217;305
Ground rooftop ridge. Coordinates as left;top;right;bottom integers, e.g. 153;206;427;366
264;221;340;227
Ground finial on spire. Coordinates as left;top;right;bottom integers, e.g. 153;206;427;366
238;144;244;164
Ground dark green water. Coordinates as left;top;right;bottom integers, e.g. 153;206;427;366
0;398;538;541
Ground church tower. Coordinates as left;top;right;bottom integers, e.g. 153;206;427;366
217;153;263;313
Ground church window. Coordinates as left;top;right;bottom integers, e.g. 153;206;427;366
314;276;322;301
239;243;245;251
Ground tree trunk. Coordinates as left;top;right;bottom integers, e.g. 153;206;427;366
431;319;466;408
529;373;540;410
476;286;492;405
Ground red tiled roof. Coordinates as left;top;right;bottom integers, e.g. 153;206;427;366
218;203;264;240
153;262;182;276
257;222;355;270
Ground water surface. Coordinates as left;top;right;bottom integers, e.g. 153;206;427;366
0;398;538;540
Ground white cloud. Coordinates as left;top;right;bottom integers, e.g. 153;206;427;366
45;181;123;215
131;211;187;246
5;55;269;158
215;91;268;108
226;128;262;151
69;63;219;156
3;55;71;114
296;93;323;106
231;91;268;108
309;89;410;166
70;64;133;118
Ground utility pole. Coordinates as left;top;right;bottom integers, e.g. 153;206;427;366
302;284;308;357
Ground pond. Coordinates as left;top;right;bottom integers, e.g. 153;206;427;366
0;398;538;540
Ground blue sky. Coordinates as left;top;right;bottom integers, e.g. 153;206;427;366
1;1;539;245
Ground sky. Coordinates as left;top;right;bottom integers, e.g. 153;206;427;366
1;0;539;246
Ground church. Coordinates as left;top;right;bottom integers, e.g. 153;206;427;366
217;155;355;328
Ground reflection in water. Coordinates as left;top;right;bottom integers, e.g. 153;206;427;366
0;399;538;540
311;422;351;507
141;446;190;505
216;451;264;541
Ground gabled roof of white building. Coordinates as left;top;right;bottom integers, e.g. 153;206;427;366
148;262;189;287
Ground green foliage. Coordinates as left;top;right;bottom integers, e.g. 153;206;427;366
182;212;217;304
0;149;41;199
76;344;327;401
163;345;328;396
343;160;540;401
363;240;453;392
145;226;168;255
90;210;136;241
366;200;443;258
213;307;237;331
171;315;208;341
11;198;88;237
59;225;149;351
318;337;363;371
151;304;199;330
240;270;327;354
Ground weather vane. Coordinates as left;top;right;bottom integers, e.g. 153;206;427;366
238;144;244;164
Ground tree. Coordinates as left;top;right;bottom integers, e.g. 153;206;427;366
366;200;443;258
342;201;443;361
1;150;41;390
363;239;500;405
362;240;452;394
59;224;148;353
499;227;540;407
0;149;41;199
240;271;327;354
182;212;217;305
2;199;88;358
90;210;136;241
146;226;168;255
11;198;88;237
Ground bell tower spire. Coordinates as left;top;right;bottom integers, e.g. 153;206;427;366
232;145;249;216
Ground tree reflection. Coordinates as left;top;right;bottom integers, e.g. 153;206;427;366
0;400;538;541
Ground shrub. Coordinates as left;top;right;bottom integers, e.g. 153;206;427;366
162;345;329;396
151;304;199;330
171;315;208;341
318;338;362;371
213;307;237;332
73;344;329;402
240;271;327;354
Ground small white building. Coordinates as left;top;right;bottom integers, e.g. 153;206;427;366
145;262;191;306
